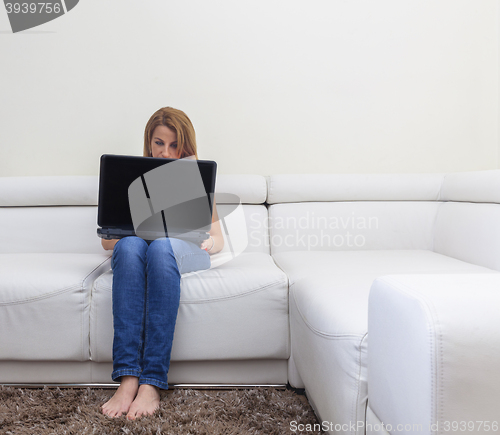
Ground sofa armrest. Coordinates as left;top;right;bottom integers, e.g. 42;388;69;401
368;273;500;434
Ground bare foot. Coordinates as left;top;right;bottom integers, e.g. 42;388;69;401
101;376;139;418
126;384;161;420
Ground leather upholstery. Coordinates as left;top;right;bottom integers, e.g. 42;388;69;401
0;253;110;360
0;206;104;254
0;173;267;206
267;173;444;204
268;202;439;255
434;202;500;271
0;176;99;206
90;252;289;362
0;360;288;385
369;274;500;433
1;169;500;435
274;250;496;433
440;169;500;203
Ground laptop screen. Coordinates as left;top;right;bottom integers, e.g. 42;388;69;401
97;154;217;232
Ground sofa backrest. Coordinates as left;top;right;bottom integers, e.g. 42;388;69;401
434;170;500;271
0;175;269;255
0;176;102;254
212;175;269;255
266;174;445;255
267;170;500;273
2;170;500;269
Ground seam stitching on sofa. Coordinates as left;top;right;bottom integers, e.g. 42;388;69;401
354;333;368;431
420;281;444;432
90;274;103;363
179;278;288;304
91;290;97;362
88;265;113;364
264;206;271;255
261;176;266;205
82;256;112;290
431;202;444;254
380;276;440;431
81;279;85;362
0;284;82;306
268;206;274;256
435;298;444;433
81;256;112;363
268;176;273;205
264;255;292;332
0;255;108;307
438;173;448;202
269;255;292;287
272;253;292;358
99;277;287;304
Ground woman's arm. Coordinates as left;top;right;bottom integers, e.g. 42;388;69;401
200;200;224;254
102;238;120;251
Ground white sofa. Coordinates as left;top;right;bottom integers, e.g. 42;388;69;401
1;170;499;434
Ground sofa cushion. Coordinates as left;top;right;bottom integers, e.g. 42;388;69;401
0;253;111;361
90;252;289;363
274;249;497;335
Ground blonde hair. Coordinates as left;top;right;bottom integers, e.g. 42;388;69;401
143;107;198;159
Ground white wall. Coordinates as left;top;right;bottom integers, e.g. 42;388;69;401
0;0;498;176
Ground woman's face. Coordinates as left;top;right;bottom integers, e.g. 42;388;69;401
150;125;180;159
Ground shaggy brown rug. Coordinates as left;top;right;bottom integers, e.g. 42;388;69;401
0;386;324;434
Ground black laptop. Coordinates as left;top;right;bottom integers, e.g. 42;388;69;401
97;154;217;244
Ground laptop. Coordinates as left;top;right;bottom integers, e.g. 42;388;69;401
97;154;217;244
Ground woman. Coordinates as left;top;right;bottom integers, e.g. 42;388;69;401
101;107;224;420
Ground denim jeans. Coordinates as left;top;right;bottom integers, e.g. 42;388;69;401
110;236;210;390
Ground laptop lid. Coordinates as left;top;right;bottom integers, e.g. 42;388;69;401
97;154;217;238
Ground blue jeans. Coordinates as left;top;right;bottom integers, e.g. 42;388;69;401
110;236;210;390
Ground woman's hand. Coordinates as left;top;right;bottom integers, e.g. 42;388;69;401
200;236;215;252
201;200;224;255
102;238;120;251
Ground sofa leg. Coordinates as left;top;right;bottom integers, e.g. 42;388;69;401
286;383;305;395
